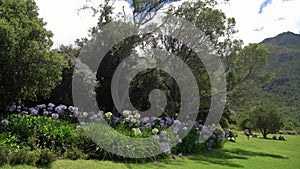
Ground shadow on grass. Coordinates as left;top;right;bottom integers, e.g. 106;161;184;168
187;147;288;168
187;149;246;168
224;148;288;159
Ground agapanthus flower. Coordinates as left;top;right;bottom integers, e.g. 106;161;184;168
60;104;67;110
160;142;171;154
160;119;165;127
68;106;77;113
173;120;181;126
173;127;179;134
132;110;138;115
206;139;214;149
172;154;176;159
89;114;98;121
182;127;188;131
132;128;142;136
122;110;130;117
37;104;46;109
9;102;16;112
134;113;141;119
152;128;159;134
48;103;55;108
178;153;183;157
20;111;28;115
29;108;38;116
1;119;9;125
145;122;152;129
105;112;112;119
43;109;50;116
83;112;88;118
74;110;81;118
140;117;150;123
165;117;173;126
127;114;133;120
97;111;104;117
131;118;137;124
16;106;21;112
51;113;59;119
55;105;66;113
113;116;121;124
76;125;81;130
150;117;157;121
160;131;167;137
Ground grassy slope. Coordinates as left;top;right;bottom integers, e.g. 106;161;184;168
2;132;300;169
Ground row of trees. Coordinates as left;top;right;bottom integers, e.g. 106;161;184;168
0;0;282;137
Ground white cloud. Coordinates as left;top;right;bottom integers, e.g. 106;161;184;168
218;0;300;44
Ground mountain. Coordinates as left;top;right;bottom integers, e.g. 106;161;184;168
261;32;300;79
259;32;300;125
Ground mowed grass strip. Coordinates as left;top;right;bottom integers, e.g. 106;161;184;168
1;133;299;169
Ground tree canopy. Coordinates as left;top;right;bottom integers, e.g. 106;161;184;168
249;106;282;138
0;0;67;111
74;0;271;123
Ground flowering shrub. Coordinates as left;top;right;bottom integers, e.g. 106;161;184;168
0;102;231;165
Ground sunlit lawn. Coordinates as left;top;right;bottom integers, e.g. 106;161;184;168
2;132;299;169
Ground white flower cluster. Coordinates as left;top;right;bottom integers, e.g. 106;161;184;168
132;128;142;136
105;112;113;119
123;110;141;124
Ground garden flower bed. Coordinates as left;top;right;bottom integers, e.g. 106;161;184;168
0;102;232;166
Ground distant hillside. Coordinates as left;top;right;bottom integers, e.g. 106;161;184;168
260;32;300;123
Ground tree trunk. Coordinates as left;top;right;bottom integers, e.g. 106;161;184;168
263;133;267;139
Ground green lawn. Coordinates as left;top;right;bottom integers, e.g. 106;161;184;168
2;132;300;169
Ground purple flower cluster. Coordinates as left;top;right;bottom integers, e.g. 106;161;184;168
6;102;82;121
1;119;9;125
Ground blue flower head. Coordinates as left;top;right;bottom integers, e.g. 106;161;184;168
160;142;171;154
48;103;55;108
51;113;59;119
20;111;28;115
1;119;9;125
29;107;38;115
9;102;17;112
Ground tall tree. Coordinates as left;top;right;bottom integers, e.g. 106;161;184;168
77;0;270;123
0;0;68;111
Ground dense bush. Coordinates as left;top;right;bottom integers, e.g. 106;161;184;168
9;147;40;166
2;114;77;153
0;102;230;166
37;148;56;165
63;147;88;160
0;145;10;165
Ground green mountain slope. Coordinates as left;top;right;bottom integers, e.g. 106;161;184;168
260;32;300;123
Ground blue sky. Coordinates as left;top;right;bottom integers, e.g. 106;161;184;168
35;0;300;48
